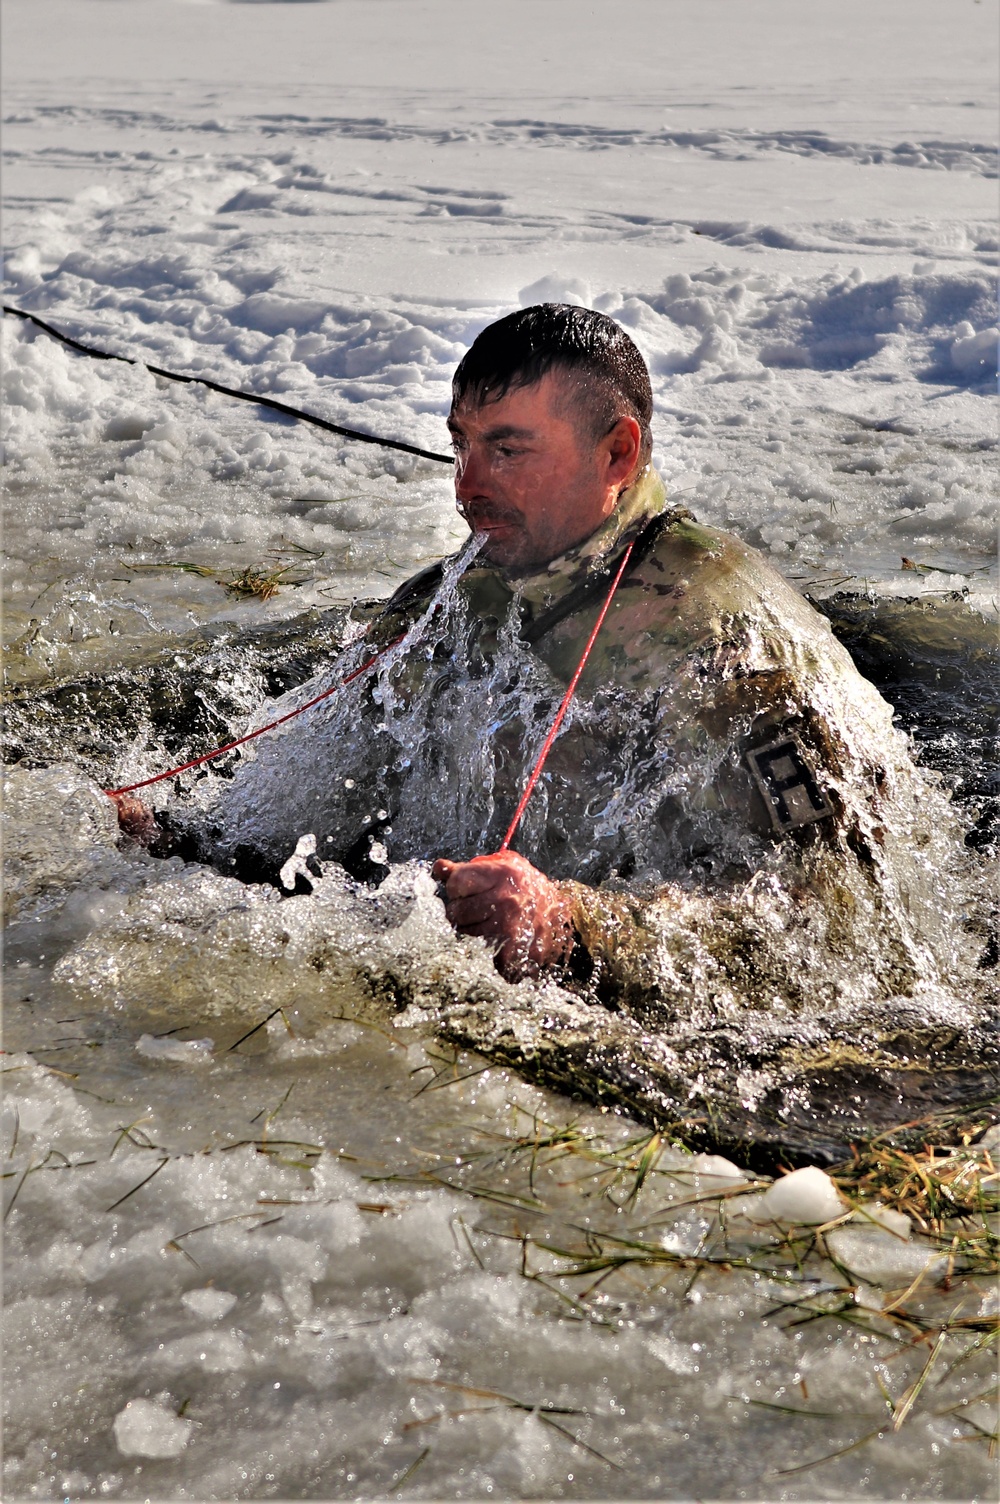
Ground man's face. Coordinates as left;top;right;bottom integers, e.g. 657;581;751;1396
447;372;624;571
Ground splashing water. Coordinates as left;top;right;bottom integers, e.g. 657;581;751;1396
4;568;996;1504
8;521;966;1218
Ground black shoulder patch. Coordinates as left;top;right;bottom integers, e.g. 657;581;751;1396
745;735;834;833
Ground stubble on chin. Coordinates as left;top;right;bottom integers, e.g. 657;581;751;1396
477;532;541;572
465;521;521;568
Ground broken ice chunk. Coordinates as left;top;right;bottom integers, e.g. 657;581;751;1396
112;1398;193;1459
136;1035;213;1064
181;1288;238;1321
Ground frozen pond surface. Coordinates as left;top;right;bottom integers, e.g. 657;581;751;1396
3;1;998;1499
2;930;997;1502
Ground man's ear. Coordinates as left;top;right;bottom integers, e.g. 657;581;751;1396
602;415;642;488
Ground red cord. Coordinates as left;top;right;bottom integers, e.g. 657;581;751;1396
108;539;633;832
498;539;634;852
104;633;405;798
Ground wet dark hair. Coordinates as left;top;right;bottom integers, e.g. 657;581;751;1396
452;303;653;470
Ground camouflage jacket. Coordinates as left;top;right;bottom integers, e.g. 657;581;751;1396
353;467;927;1008
206;467;937;1013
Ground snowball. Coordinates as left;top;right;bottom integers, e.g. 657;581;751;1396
112;1398;193;1459
181;1287;238;1321
754;1166;845;1225
685;1153;749;1183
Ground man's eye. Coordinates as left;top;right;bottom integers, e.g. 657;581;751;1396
495;445;523;459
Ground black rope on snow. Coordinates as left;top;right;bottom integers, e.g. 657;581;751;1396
2;304;454;465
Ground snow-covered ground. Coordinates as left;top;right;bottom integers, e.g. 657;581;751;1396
3;2;998;1499
3;0;996;681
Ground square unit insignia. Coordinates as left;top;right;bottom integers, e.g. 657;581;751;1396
745;734;834;833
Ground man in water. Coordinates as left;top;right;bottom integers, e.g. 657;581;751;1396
118;304;932;1006
364;305;922;997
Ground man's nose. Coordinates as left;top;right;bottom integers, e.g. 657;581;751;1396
454;446;490;503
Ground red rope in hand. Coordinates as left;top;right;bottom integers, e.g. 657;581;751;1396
104;634;404;798
498;539;634;852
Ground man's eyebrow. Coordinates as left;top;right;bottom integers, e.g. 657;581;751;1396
446;419;537;441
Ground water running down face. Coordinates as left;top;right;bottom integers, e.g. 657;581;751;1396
447;371;642;572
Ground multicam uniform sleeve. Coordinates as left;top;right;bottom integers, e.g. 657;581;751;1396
556;879;678;1016
553;665;896;1009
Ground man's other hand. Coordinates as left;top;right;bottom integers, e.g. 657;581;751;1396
111;793;161;848
431;850;574;981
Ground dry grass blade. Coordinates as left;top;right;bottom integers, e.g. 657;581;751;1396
390;1446;431;1489
621;1132;661;1207
1;1156;99;1183
520;1269;617;1328
222;562;308;601
411;1062;492;1098
169;1208;279;1243
832;1139;1000;1235
410;1375;584;1418
536;1412;623;1470
6;1106;19;1160
935;1385;998;1416
403;1406;504;1433
891;1329;946;1430
365;1167;547;1214
3;1158;37;1220
951;1414;999;1454
772;1423;886;1477
145;561;218;581
105;1156;170;1212
637;1179;770;1224
880;1256;944;1315
408;1377;620;1469
743;1397;850;1420
938;1328;999;1382
227;1007;288;1052
453;1214;486;1270
143;556;312;601
110;1116;157;1157
249;1082;295;1126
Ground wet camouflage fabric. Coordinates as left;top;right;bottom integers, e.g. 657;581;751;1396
361;467;949;1013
